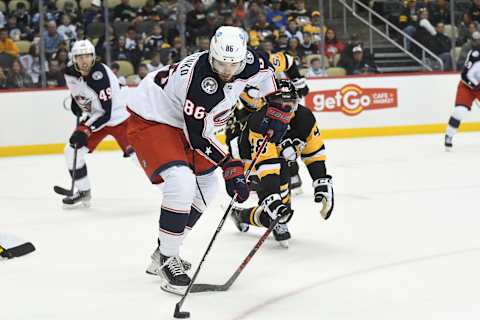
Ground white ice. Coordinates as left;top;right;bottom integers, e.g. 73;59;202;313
1;133;480;320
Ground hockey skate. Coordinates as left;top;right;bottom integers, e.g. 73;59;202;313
230;206;250;233
272;223;291;248
62;190;91;208
158;254;191;295
444;135;453;152
290;174;303;195
146;247;191;276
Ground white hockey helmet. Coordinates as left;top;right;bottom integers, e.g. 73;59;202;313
209;26;248;79
70;39;96;68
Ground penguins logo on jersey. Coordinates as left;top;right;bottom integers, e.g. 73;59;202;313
201;77;218;94
92;71;103;80
74;95;93;112
246;51;254;65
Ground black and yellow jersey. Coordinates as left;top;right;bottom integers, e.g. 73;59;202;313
232;104;327;203
238;51;308;114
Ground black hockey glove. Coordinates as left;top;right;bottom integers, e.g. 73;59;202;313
69;125;92;148
259;103;292;143
313;175;334;220
292;78;309;97
222;157;249;203
261;194;292;222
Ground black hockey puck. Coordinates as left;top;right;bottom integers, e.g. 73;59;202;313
174;305;190;319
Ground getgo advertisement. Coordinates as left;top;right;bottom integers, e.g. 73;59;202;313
305;84;398;116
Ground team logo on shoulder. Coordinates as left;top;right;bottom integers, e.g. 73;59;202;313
473;51;480;58
92;71;103;80
246;51;254;64
201;77;218;94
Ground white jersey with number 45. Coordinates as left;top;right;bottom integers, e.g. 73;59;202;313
128;49;277;165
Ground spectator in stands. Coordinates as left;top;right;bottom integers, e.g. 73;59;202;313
125;27;142;69
458;31;480;69
289;0;311;23
197;12;220;39
214;0;234;21
5;15;23;41
399;0;420;50
286;37;302;65
266;0;288;30
299;32;319;63
429;0;450;25
0;28;19;58
432;22;453;70
324;27;345;67
46;58;66;87
131;63;149;85
112;36;129;61
137;0;160;21
306;57;327;77
170;37;183;63
303;11;323;38
147;52;163;72
110;62;127;86
76;27;86;41
412;9;437;55
54;48;69;72
61;1;79;24
143;23;165;59
6;59;33;88
457;13;479;46
186;0;207;46
246;2;268;29
196;36;210;53
285;18;304;44
57;15;77;45
43;21;64;58
13;2;31;31
469;0;480;24
19;43;43;85
114;0;137;22
276;32;289;51
249;13;277;48
342;45;378;75
0;66;7;88
83;0;104;26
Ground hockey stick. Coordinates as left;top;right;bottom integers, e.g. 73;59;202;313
190;214;282;293
174;134;271;319
53;114;80;197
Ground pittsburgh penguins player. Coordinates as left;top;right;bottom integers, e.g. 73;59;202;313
229;80;333;248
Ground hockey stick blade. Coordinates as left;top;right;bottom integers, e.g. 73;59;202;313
190;283;228;293
53;185;73;196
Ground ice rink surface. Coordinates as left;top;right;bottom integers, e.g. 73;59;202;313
1;132;480;320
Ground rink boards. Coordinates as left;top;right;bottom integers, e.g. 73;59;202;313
1;72;480;157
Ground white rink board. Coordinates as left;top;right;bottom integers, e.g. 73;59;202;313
1;73;480;149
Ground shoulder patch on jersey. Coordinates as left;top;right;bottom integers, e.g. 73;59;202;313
201;77;218;94
92;71;103;80
246;51;254;65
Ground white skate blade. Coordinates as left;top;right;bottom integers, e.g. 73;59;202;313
62;200;91;210
159;276;188;296
146;261;160;276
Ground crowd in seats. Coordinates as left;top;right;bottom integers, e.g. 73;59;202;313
371;0;480;70
0;0;349;89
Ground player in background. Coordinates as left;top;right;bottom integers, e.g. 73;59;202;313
229;80;334;248
229;40;309;193
445;37;480;151
60;40;134;206
126;26;282;295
